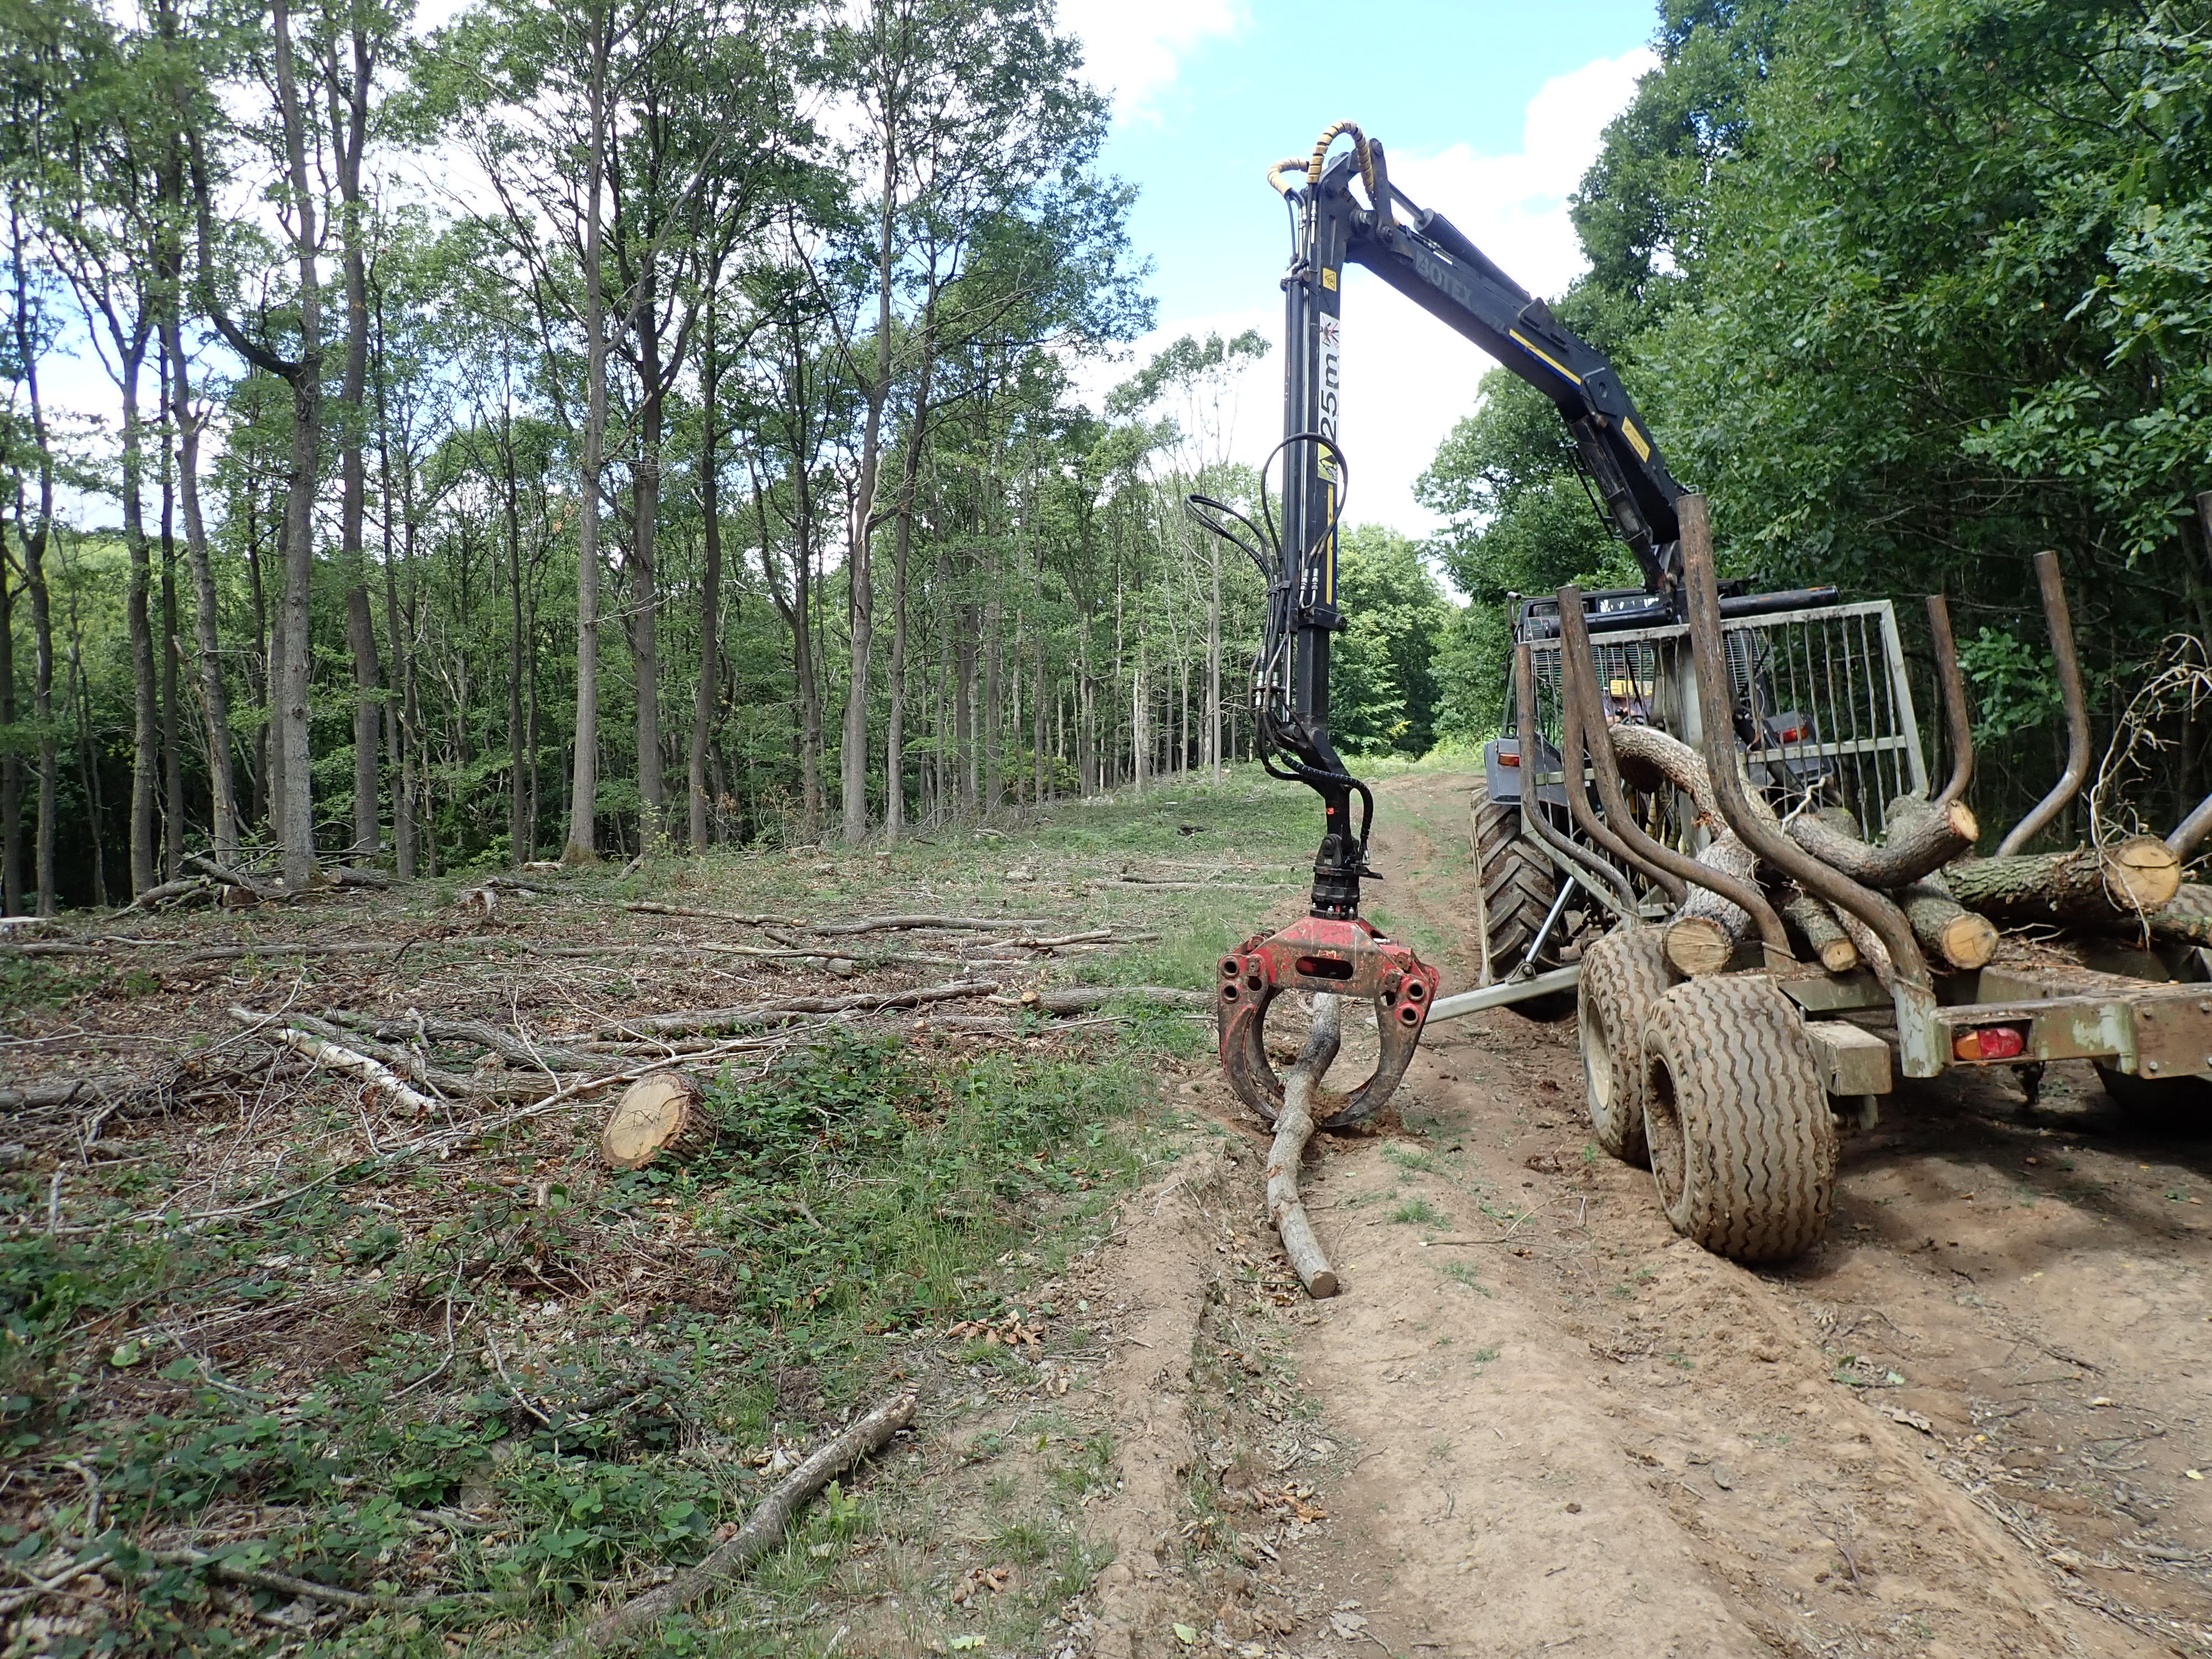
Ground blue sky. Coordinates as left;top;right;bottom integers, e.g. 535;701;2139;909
1070;0;1662;535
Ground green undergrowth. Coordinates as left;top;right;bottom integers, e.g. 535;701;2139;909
0;1032;1156;1655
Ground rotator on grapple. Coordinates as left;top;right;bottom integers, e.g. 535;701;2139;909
1194;118;1702;1125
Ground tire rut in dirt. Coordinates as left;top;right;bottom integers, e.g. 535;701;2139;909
1642;975;1838;1261
1577;926;1673;1166
1468;780;1574;1021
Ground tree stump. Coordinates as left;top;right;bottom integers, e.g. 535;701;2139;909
601;1071;713;1170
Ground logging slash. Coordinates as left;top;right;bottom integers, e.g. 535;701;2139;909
542;1392;916;1658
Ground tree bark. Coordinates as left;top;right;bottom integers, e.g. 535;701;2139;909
630;275;665;843
565;16;612;865
1788;794;1977;889
1900;877;1997;971
1267;994;1342;1299
163;299;237;862
120;320;160;899
688;302;722;852
1945;837;2182;928
1663;834;1759;977
1780;892;1859;974
270;0;321;889
9;206;58;913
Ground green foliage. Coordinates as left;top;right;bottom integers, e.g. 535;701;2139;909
1328;525;1453;757
1423;0;2212;825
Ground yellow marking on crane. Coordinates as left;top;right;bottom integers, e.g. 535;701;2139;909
1508;330;1582;384
1322;267;1338;292
1622;419;1651;461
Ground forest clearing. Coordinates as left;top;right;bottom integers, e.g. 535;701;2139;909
1;776;2208;1657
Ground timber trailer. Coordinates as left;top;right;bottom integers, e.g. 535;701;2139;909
1198;122;2212;1263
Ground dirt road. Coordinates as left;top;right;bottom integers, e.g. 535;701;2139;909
1105;771;2211;1659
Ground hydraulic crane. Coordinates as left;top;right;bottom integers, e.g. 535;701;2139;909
1199;120;1700;1127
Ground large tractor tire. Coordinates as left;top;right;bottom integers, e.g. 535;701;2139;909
1468;780;1575;1022
2092;1063;2212;1136
1578;927;1673;1166
1641;976;1838;1261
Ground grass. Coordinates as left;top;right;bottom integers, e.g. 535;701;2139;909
1389;1198;1451;1228
0;770;1349;1655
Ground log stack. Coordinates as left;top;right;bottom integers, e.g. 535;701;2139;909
1611;724;2188;984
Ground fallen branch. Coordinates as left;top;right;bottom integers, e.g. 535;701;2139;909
806;913;1056;936
543;1392;916;1659
605;979;1001;1037
185;854;284;901
992;984;1213;1015
326;1010;600;1074
231;1008;439;1115
1267;995;1343;1300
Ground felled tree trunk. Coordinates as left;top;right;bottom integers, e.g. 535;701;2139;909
1787;794;1976;889
1945;836;2181;928
1267;994;1342;1300
1900;877;1998;971
1663;835;1759;977
1780;891;1858;974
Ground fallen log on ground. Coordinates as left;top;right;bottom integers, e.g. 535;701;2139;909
807;914;1056;936
327;1011;601;1074
605;978;1001;1037
1267;995;1343;1300
1662;834;1759;976
1901;877;1999;971
1944;836;2181;927
993;984;1213;1015
1780;892;1859;973
542;1392;916;1659
232;1009;438;1115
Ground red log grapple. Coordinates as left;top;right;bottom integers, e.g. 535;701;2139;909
1217;914;1439;1129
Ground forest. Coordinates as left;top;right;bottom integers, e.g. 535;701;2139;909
1423;0;2212;832
2;0;2208;914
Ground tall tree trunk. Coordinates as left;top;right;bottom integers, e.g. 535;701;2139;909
11;210;58;914
373;285;413;877
164;309;238;862
327;12;383;859
270;0;321;889
0;551;17;912
503;405;528;865
632;303;664;843
565;14;611;864
118;326;160;898
688;303;722;852
156;402;183;878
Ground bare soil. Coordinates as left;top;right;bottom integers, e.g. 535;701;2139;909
1099;771;2211;1659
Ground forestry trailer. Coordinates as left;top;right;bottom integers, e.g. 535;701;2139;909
1201;122;2212;1264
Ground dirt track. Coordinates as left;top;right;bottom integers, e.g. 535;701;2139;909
1096;772;2212;1659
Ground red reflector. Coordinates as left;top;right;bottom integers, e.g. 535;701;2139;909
1954;1025;2027;1062
1499;751;1520;766
1777;726;1805;743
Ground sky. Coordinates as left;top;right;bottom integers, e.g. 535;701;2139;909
1068;0;1659;536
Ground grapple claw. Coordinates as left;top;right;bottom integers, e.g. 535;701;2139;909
1218;915;1440;1128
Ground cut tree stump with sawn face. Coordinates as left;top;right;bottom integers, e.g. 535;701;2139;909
601;1071;714;1169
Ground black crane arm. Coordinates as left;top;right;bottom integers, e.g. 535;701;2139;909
1283;128;1687;594
1195;121;1692;928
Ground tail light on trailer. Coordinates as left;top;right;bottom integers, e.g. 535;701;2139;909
1953;1025;2027;1062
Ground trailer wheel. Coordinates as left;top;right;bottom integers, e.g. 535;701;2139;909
2092;1063;2212;1136
1578;927;1672;1165
1468;780;1575;1021
1641;976;1838;1261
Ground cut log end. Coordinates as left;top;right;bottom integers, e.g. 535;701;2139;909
2108;835;2183;912
601;1071;712;1170
1663;915;1734;978
1305;1268;1340;1300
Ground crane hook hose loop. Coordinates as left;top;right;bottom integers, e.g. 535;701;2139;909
1266;156;1310;196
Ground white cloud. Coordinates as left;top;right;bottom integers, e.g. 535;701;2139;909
1056;0;1245;121
1127;45;1657;543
